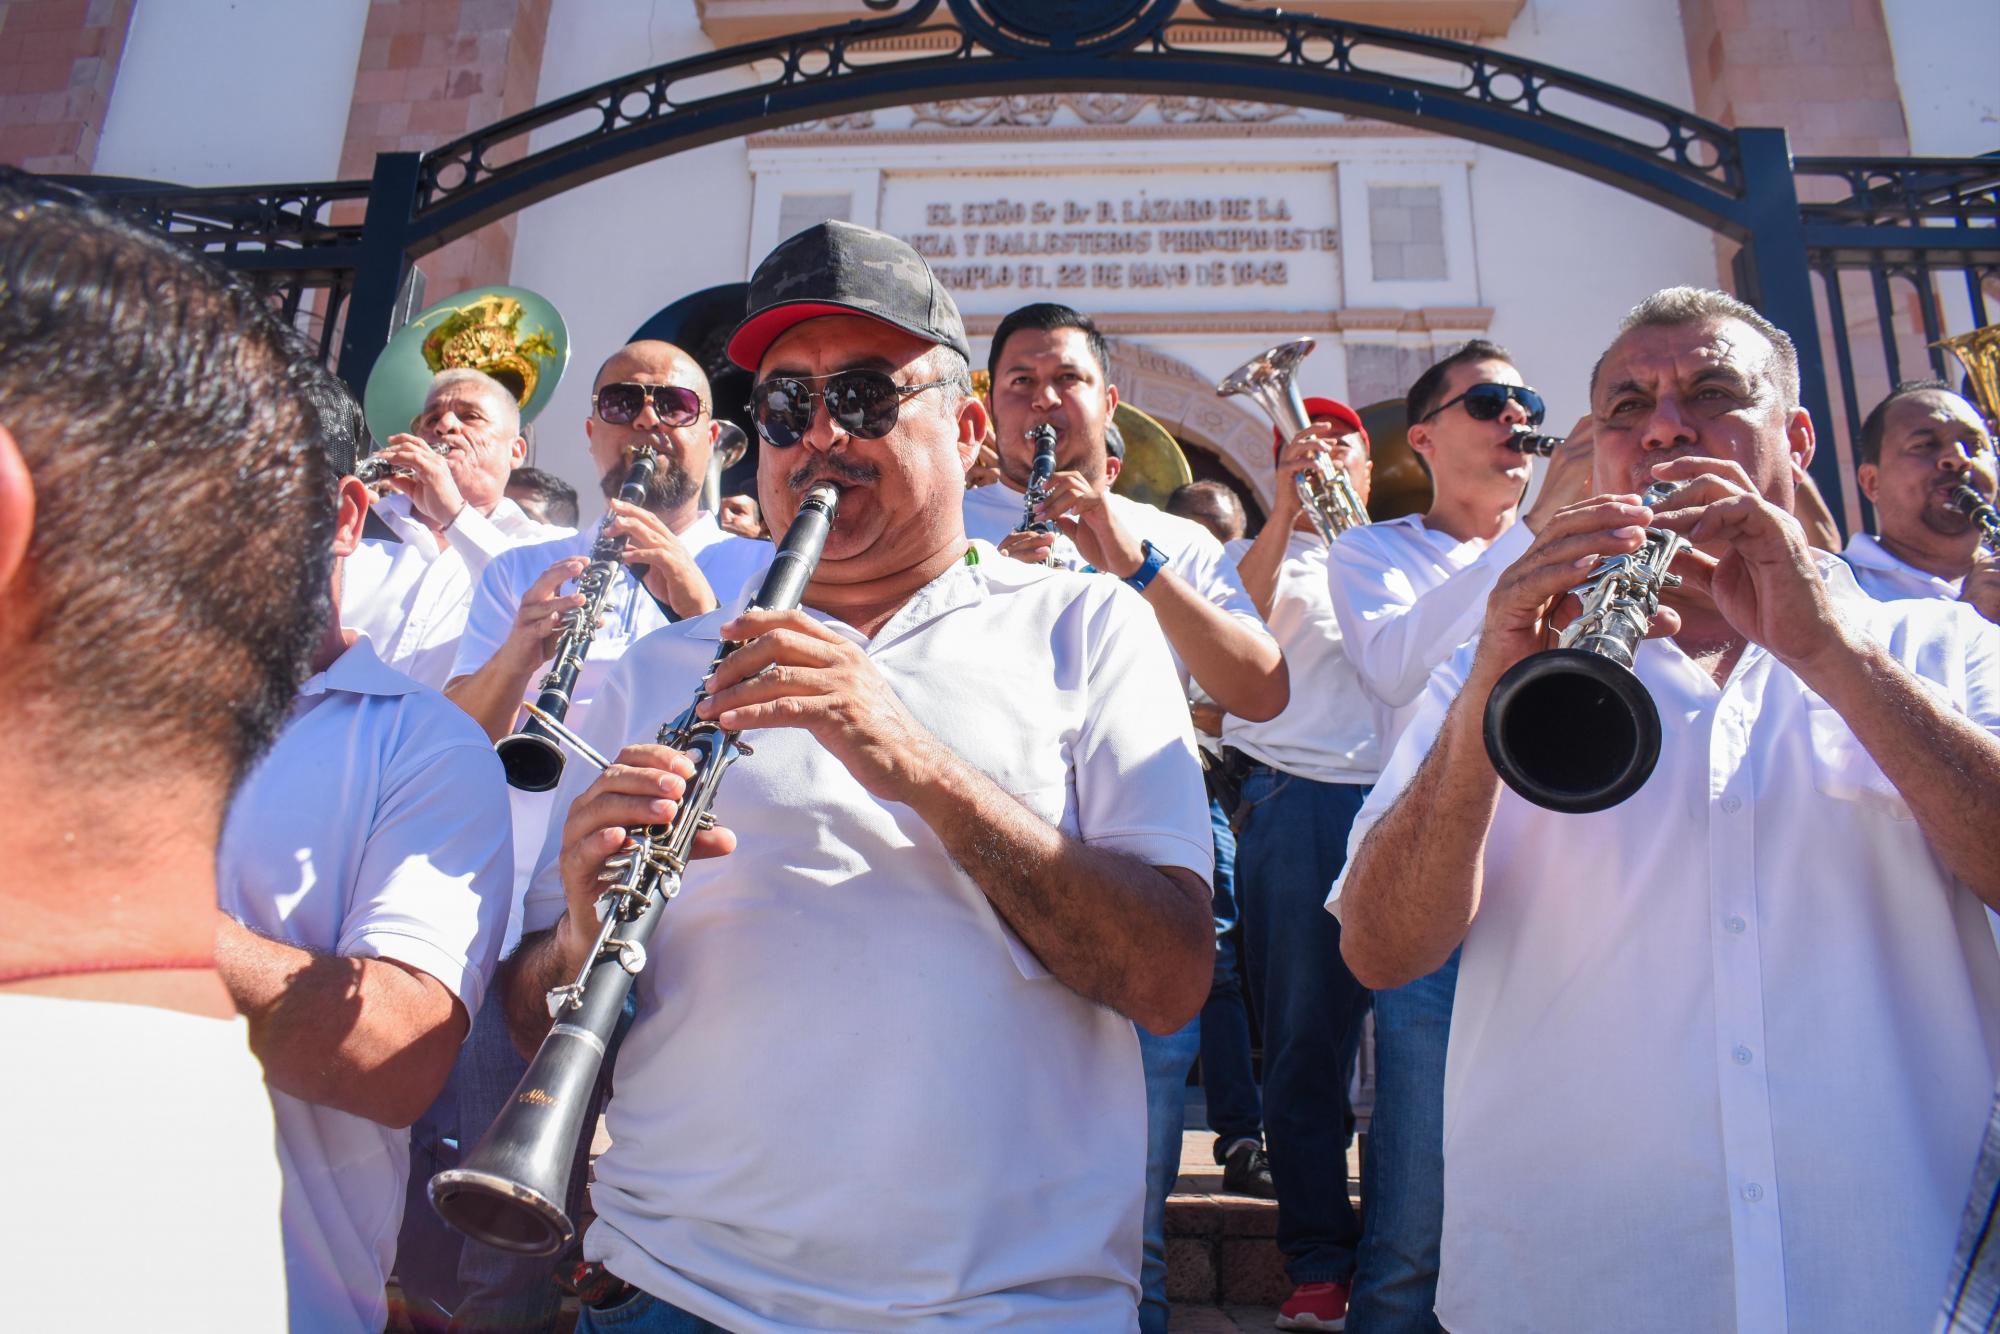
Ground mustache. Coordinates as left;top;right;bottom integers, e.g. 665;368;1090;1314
787;452;881;491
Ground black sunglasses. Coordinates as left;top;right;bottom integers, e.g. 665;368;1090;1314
595;382;706;428
1421;382;1547;427
750;369;957;448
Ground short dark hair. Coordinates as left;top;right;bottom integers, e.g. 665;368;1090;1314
506;465;581;528
1858;379;1954;466
1167;480;1247;544
1406;339;1515;428
988;302;1111;385
0;177;335;787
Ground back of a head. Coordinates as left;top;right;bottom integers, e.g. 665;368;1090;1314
0;178;335;791
1167;480;1247;544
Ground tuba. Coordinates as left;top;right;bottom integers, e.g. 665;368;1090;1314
1217;338;1367;540
1933;324;2000;552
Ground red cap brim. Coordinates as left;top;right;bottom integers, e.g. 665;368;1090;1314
728;302;902;371
1275;395;1369;459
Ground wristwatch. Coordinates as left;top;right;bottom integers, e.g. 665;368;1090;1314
1124;539;1168;594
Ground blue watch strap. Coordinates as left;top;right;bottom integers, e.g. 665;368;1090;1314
1124;539;1168;593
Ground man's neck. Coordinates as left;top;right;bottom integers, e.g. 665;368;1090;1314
1422;484;1517;545
804;536;968;640
653;500;704;536
0;750;234;1017
1874;528;1974;582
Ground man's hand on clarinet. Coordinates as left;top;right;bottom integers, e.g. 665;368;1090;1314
553;743;736;975
1036;471;1147;578
602;499;720;619
1645;455;1841;669
497;556;589;676
1472;491;1671;686
377;432;468;528
697;608;949;805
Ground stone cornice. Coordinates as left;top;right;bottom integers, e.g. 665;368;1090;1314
961;307;1492;337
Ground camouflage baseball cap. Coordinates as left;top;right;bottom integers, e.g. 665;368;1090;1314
726;219;971;370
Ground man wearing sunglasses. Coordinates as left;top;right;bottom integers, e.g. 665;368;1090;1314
1317;338;1592;1334
501;221;1215;1332
341;368;568;690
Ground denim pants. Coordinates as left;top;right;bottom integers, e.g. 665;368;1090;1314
1137;1015;1202;1334
1234;766;1372;1286
1348;948;1458;1334
1200;796;1263;1150
578;1287;728;1333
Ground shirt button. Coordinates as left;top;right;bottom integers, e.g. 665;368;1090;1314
1725;915;1747;934
1742;1182;1764;1203
1733;1045;1754;1065
1720;795;1743;814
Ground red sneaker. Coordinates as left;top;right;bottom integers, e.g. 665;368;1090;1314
1275;1280;1349;1330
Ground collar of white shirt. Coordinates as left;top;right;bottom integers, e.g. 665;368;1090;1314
302;637;425;700
683;540;1005;647
371;491;546;552
1842;529;1964;597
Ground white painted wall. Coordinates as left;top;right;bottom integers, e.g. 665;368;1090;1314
1882;0;2000;158
95;0;369;184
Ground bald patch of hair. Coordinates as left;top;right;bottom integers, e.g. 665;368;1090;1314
428;367;521;435
593;340;714;406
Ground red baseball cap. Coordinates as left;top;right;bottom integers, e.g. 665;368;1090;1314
1275;395;1369;460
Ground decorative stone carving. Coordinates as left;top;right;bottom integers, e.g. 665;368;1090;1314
906;94;1298;128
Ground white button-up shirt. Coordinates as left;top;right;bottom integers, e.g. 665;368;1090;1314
1329;561;2000;1334
1324;512;1533;752
523;544;1212;1332
963;482;1271;692
1843;530;1965;602
218;639;514;1334
1221;530;1379;784
341;492;569;690
451;513;770;948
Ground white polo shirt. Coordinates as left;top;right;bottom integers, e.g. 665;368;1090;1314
522;543;1212;1332
1842;530;1965;602
1325;513;1533;752
1329;560;2000;1334
963;482;1270;691
217;639;514;1334
5;997;290;1332
341;492;569;690
1220;530;1379;784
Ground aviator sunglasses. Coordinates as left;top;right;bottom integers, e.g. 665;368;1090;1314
1421;382;1547;427
750;369;958;448
595;382;707;428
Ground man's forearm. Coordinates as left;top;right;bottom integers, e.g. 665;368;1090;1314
1145;571;1289;721
1338;687;1500;989
444;651;541;742
904;744;1212;1034
498;927;573;1059
1794;628;2000;907
215;917;466;1128
1232;518;1293;620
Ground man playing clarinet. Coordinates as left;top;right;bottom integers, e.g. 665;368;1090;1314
501;221;1215;1332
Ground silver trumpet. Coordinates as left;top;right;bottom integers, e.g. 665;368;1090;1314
1952;480;2000;553
1510;429;1565;457
1217;337;1368;541
354;437;451;487
1482;481;1686;813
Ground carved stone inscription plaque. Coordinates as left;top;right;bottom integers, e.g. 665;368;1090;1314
880;170;1340;315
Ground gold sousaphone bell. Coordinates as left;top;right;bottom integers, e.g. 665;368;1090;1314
362;284;571;449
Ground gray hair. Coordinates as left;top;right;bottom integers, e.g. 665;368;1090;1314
921;344;973;407
426;367;522;435
1592;286;1801;409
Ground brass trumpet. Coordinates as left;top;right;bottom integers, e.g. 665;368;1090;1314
1217;337;1368;540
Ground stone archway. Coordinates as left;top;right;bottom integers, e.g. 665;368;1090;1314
1104;336;1280;514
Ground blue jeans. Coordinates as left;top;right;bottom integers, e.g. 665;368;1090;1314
1137;1015;1202;1334
578;1286;727;1333
1348;949;1458;1334
1200;797;1263;1150
1234;767;1372;1286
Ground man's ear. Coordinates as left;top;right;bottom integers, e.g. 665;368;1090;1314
955;395;991;470
1856;460;1880;505
0;423;34;596
508;432;528;470
1407;420;1435;463
1105;454;1123;486
1105;381;1120;415
333;476;371;558
1787;405;1815;474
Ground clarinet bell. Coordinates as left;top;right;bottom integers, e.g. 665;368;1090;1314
496;727;566;792
1481;648;1663;814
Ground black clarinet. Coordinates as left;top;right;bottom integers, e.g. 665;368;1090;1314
1509;428;1564;457
1953;481;2000;554
1017;423;1058;535
496;449;658;791
429;481;841;1257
